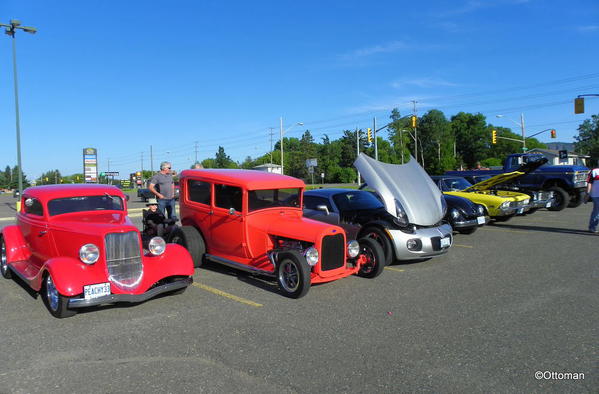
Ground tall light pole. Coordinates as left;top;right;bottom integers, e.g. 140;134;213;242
1;20;37;196
496;113;526;150
279;118;303;175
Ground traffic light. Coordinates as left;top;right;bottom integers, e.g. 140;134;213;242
492;129;497;144
367;128;372;142
411;116;417;128
550;129;556;138
574;97;584;114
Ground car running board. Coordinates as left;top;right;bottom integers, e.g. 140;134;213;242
205;254;276;278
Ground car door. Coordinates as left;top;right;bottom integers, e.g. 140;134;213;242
19;196;56;269
210;183;247;258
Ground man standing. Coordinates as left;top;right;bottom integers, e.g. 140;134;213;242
149;161;177;221
587;165;599;233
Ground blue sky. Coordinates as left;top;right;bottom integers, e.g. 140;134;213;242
1;0;598;180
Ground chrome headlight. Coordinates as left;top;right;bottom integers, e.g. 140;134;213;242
394;198;409;226
476;204;486;215
450;208;461;219
79;243;100;265
149;237;166;256
523;198;530;205
304;246;319;266
500;201;510;210
347;240;360;258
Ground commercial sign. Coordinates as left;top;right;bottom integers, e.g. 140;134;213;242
83;147;98;183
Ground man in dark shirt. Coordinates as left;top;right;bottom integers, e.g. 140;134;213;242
149;161;177;220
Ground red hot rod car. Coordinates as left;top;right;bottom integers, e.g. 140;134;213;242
0;184;194;318
169;169;385;299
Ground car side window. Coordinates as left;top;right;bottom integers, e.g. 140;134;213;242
214;184;242;212
24;197;44;216
438;180;450;192
304;196;331;211
188;180;211;205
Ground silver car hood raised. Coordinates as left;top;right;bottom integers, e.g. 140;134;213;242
354;153;444;226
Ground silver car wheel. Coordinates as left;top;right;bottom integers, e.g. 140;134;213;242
0;241;7;275
278;260;300;293
46;276;59;312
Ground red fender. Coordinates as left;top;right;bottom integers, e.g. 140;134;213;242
0;225;32;262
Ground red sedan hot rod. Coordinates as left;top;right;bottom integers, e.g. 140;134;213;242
0;184;194;318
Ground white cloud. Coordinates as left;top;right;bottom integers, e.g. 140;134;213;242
391;77;459;89
578;25;599;32
342;41;409;59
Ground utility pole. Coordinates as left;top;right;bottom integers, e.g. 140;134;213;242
150;145;154;173
194;141;199;163
141;152;144;185
400;129;405;164
520;113;526;150
280;117;284;174
356;127;361;184
107;159;111;185
411;100;418;164
269;127;275;164
373;117;378;160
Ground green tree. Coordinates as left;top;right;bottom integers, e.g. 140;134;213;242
574;114;599;166
451;112;489;169
214;146;238;168
417;110;456;174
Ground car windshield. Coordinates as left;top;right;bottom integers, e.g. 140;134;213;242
48;195;124;216
443;178;473;191
248;188;301;212
332;191;385;212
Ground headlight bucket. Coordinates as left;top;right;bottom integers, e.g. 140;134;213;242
394;198;409;226
347;240;360;258
304;246;319;266
79;243;100;265
149;237;166;256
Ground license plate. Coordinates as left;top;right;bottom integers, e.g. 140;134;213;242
84;283;111;300
440;237;451;248
477;216;486;225
517;208;524;214
545;201;551;208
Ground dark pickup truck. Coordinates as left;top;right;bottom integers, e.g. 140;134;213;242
445;153;589;211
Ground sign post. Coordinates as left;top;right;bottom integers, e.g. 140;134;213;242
83;148;98;183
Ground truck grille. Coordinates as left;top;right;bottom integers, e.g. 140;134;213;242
320;233;345;271
575;171;589;184
105;231;143;289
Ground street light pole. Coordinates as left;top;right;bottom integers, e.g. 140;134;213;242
279;118;304;175
1;20;37;196
496;113;526;150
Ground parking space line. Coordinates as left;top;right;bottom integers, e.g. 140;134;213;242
192;282;263;307
385;267;405;272
453;244;473;248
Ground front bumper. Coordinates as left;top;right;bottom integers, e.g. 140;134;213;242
453;215;489;229
387;223;453;261
68;277;192;309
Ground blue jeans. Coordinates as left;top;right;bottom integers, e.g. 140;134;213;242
158;198;177;221
590;197;599;232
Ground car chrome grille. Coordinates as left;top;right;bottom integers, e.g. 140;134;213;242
320;233;345;271
105;231;143;289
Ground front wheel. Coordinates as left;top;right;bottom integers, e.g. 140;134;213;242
361;226;394;266
169;226;206;268
356;238;385;279
1;237;13;279
547;186;569;211
276;251;311;299
42;275;76;318
567;191;585;208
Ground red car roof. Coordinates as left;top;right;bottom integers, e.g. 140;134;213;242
23;184;125;203
180;169;305;190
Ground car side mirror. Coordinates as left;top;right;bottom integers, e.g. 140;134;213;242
316;204;329;215
229;207;241;216
125;195;130;201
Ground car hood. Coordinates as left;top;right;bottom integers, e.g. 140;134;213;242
48;212;136;234
354;153;444;226
464;171;524;191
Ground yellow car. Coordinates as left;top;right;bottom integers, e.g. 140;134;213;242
430;172;531;220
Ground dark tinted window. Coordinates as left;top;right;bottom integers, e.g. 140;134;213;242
214;184;242;211
48;195;124;216
24;197;44;216
188;180;211;205
248;188;300;211
303;195;332;211
332;191;384;212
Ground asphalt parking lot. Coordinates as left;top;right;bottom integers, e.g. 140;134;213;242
0;191;596;393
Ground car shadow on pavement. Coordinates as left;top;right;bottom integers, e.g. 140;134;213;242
3;202;17;212
199;260;283;295
493;223;598;236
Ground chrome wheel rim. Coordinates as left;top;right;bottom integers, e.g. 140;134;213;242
279;261;299;292
359;245;375;275
46;276;59;311
0;241;7;275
